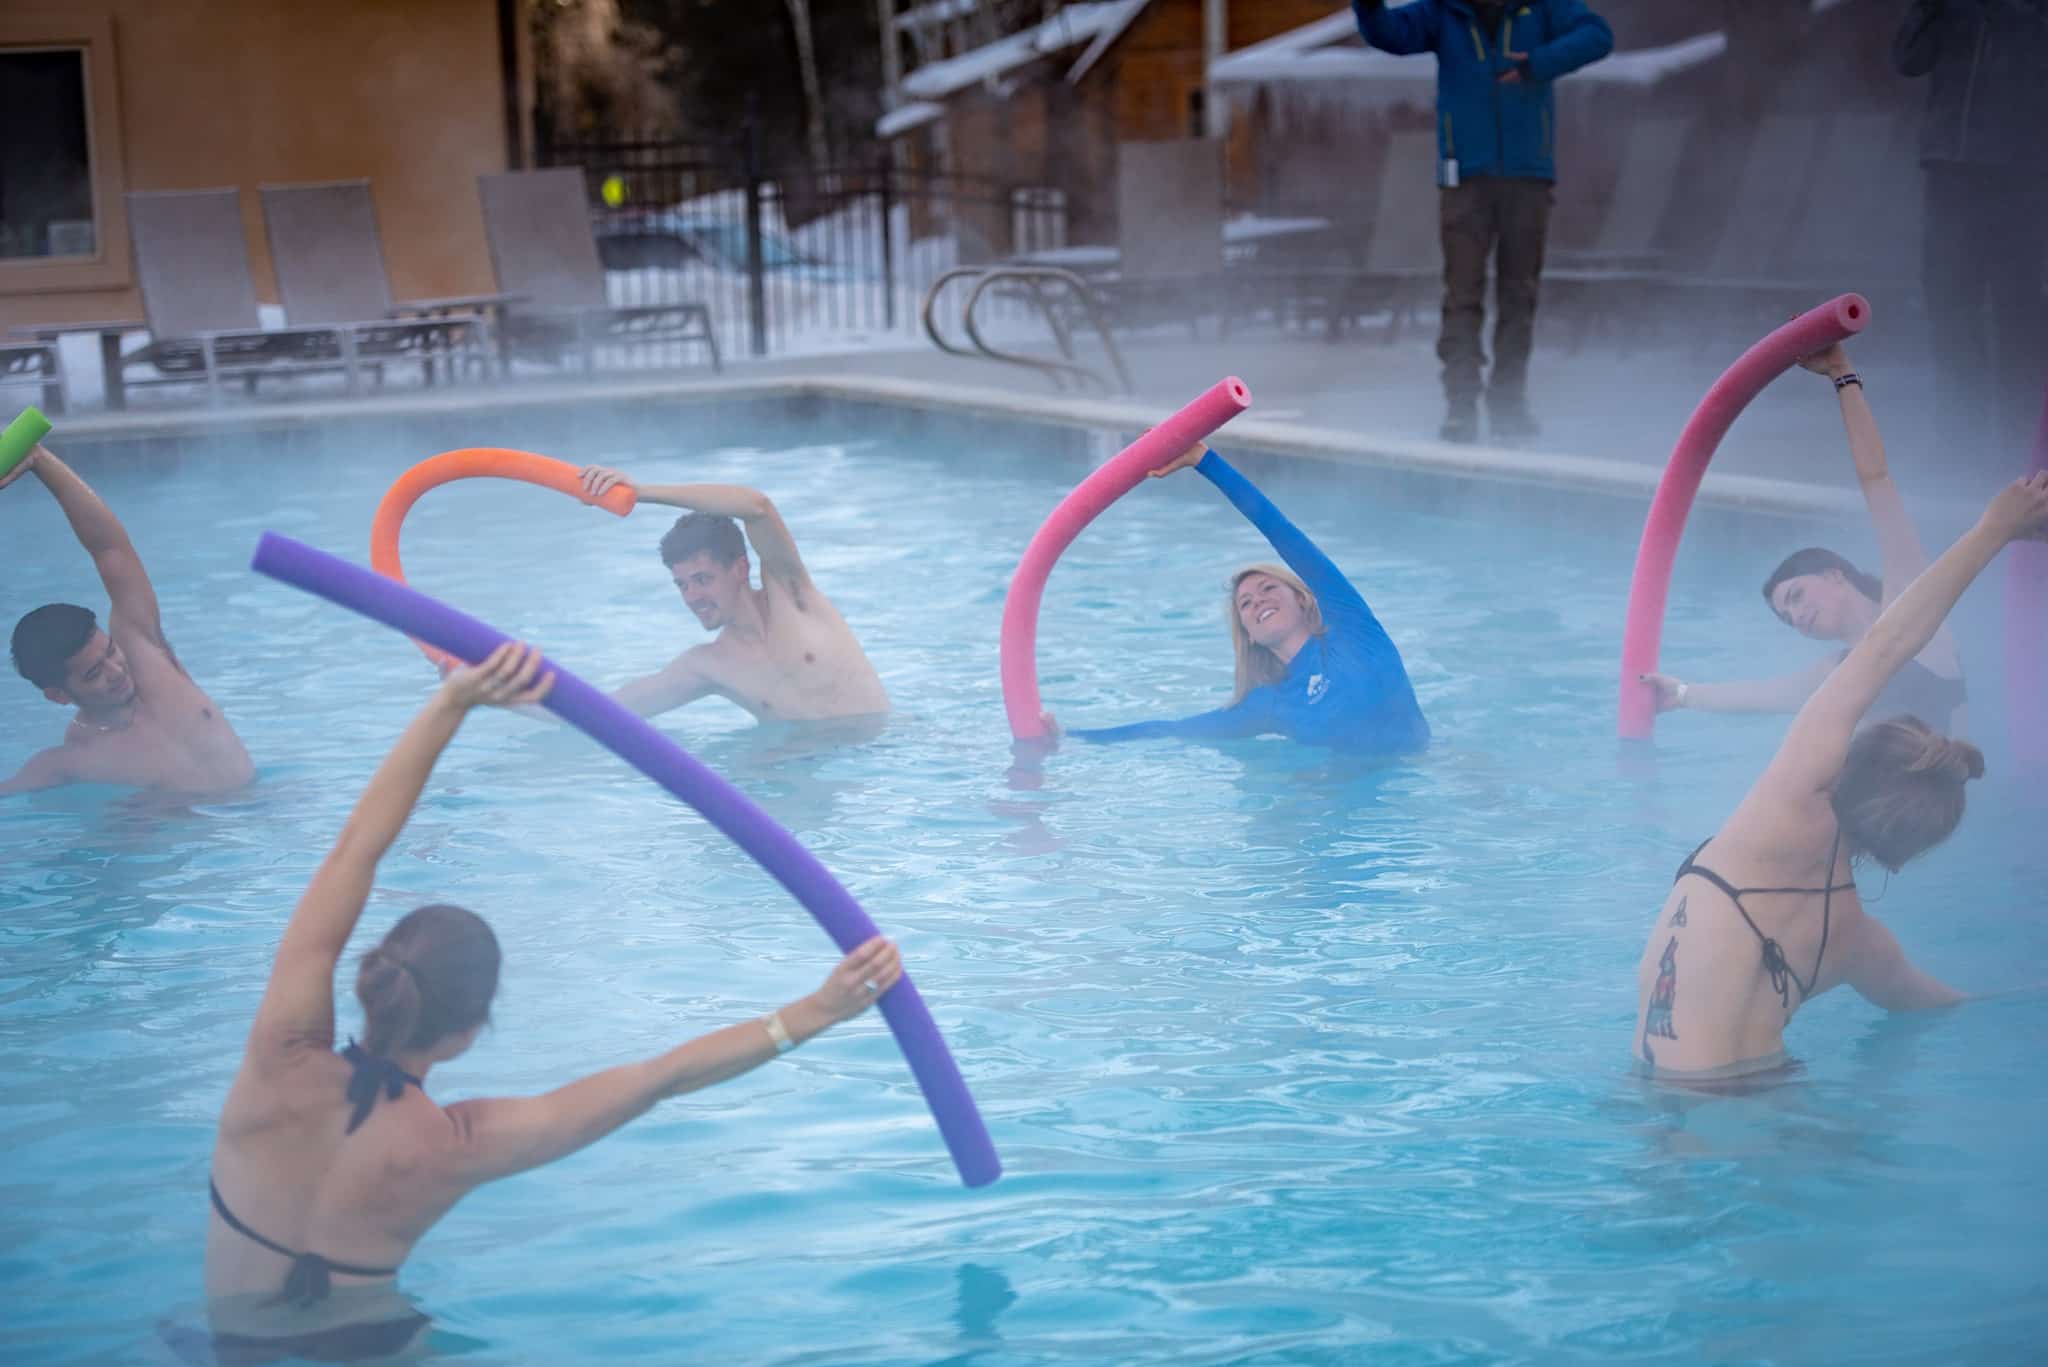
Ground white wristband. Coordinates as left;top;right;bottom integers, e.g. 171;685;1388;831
1675;681;1690;708
764;1010;795;1055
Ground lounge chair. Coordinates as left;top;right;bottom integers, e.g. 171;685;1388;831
1320;130;1442;341
1551;115;1691;272
1626;113;1831;334
259;180;497;383
1544;116;1694;345
1760;112;1924;311
1104;139;1226;332
476;168;721;372
124;188;404;402
0;340;64;413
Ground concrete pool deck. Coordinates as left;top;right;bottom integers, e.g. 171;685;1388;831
29;327;1991;521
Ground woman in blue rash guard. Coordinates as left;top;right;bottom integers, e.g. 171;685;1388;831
1046;443;1430;753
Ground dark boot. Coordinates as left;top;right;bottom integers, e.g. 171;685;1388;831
1487;394;1540;444
1440;398;1480;443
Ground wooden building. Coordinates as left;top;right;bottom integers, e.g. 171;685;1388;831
0;1;533;334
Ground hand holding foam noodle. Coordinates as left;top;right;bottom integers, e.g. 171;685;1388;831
1618;296;1870;739
1001;377;1252;741
253;533;1001;1188
370;448;638;670
0;408;52;488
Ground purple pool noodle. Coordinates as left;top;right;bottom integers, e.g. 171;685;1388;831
251;532;1001;1188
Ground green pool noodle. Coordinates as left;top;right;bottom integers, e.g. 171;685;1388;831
0;408;52;482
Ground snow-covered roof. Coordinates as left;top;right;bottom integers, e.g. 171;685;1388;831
899;2;1136;100
1065;0;1151;84
1211;21;1728;89
893;0;982;32
876;100;945;139
1210;0;1874;90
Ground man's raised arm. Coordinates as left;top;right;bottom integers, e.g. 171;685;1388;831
581;467;810;590
19;447;168;651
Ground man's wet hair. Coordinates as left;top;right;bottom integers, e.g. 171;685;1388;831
12;604;97;690
659;513;746;568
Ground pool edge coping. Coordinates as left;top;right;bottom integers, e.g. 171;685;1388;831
37;371;1871;519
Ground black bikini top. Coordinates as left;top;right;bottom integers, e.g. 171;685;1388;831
208;1042;420;1305
1674;830;1852;1010
342;1040;422;1134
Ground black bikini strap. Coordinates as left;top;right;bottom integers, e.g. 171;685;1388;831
1674;839;1713;884
1809;829;1840;999
209;1179;398;1305
342;1040;423;1135
210;1179;297;1261
1674;831;1845;1012
1755;829;1844;1011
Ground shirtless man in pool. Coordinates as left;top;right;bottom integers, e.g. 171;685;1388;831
577;467;889;722
2;443;253;796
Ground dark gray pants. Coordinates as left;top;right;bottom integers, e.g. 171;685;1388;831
1921;163;2048;467
1438;176;1554;407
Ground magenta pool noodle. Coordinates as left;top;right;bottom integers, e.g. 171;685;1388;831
2009;383;2048;773
1001;376;1252;740
250;532;1000;1188
1618;294;1870;739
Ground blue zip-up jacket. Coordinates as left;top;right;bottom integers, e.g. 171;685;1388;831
1352;0;1614;182
1071;451;1429;754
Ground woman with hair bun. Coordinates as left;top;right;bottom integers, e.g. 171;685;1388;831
1642;344;1970;734
1631;473;2048;1082
201;643;901;1356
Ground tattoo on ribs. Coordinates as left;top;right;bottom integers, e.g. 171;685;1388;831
1643;936;1680;1059
1670;896;1687;928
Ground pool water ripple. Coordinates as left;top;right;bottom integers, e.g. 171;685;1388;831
1;430;2042;1362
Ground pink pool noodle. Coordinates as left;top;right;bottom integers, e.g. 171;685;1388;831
1001;376;1253;740
2007;380;2048;773
1617;295;1870;738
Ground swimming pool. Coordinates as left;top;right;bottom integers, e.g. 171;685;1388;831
4;396;2043;1364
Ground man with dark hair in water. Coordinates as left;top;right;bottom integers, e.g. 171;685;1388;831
577;467;889;723
2;443;252;796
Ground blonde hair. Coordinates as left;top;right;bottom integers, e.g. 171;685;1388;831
1830;717;1985;873
1226;563;1324;704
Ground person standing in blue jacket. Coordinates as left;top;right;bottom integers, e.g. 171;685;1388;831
1043;444;1430;755
1353;0;1613;444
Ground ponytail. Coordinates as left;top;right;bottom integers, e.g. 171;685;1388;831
355;947;424;1057
353;904;500;1057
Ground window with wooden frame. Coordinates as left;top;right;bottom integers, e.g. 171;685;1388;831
0;8;131;293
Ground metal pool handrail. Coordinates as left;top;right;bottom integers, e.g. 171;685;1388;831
920;265;1134;395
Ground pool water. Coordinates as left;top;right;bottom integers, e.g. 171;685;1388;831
3;410;2043;1364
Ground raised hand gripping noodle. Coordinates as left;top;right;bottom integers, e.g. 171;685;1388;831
251;533;1001;1188
1000;377;1253;740
370;449;637;669
0;407;53;483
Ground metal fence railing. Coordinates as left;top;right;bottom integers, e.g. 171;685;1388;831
541;139;1072;362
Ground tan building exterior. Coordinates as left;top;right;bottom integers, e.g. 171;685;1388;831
0;0;529;333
